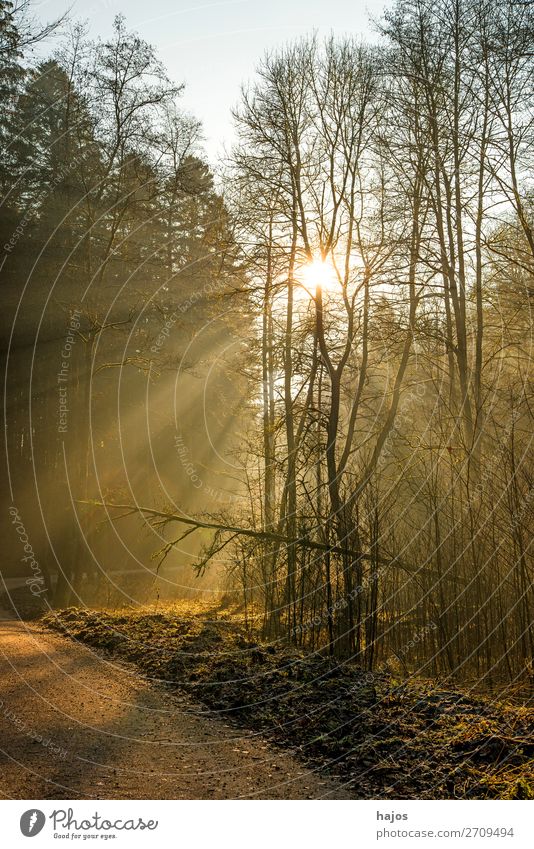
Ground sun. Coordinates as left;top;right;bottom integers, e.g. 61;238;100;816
299;257;339;295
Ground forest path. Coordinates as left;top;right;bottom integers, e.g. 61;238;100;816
0;619;351;799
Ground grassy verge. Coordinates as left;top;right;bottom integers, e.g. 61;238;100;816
42;604;534;800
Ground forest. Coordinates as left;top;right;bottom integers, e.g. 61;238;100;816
1;0;533;803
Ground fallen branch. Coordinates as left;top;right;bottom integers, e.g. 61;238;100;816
85;500;403;567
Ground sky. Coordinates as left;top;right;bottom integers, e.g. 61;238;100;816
34;0;389;163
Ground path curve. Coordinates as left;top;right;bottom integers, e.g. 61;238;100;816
0;620;351;799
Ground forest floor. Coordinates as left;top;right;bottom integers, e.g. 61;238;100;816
0;617;351;799
36;602;534;800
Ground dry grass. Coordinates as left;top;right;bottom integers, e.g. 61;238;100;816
42;603;534;800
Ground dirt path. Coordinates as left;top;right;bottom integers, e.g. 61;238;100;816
0;619;351;799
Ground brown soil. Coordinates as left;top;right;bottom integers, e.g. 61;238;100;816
0;620;352;799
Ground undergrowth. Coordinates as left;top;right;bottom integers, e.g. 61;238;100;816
42;604;534;800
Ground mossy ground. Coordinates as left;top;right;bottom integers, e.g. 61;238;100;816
42;603;534;800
